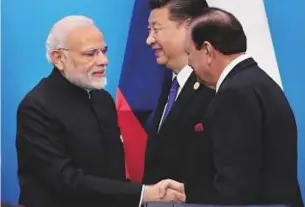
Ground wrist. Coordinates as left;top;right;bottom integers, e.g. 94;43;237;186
142;185;157;203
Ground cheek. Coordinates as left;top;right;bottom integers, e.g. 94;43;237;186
169;36;184;52
86;60;98;71
189;53;199;66
198;59;208;72
74;59;96;74
188;55;194;66
192;57;205;74
70;55;93;70
157;33;181;52
155;36;168;51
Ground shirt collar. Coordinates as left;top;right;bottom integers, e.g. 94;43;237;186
216;54;250;92
172;65;193;88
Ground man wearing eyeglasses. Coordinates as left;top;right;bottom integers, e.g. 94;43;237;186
16;15;185;207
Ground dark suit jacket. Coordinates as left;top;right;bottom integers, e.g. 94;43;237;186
185;58;303;207
143;71;215;184
16;69;142;207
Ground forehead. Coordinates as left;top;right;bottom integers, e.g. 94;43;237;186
66;26;105;50
148;7;171;25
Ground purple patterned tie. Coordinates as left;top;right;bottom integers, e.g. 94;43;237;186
160;77;179;127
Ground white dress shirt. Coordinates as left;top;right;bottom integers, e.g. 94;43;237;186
215;54;250;93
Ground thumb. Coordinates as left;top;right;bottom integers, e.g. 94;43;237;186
166;179;184;193
158;179;184;198
158;182;167;198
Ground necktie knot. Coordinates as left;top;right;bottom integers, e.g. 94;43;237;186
171;77;179;91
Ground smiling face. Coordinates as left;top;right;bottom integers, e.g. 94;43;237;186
146;7;188;71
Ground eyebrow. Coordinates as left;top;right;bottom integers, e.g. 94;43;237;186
148;21;161;27
83;45;107;52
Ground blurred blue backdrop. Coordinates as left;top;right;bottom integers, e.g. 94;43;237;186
2;0;304;204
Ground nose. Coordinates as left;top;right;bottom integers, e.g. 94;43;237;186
146;32;156;46
96;51;108;66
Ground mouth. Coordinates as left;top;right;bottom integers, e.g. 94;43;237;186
91;70;106;78
152;47;162;56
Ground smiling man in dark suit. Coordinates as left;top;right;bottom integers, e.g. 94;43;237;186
143;0;215;186
16;15;185;207
184;7;304;207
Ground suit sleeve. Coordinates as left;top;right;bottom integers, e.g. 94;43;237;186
16;96;142;201
210;88;263;204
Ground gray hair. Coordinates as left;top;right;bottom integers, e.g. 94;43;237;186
46;15;95;64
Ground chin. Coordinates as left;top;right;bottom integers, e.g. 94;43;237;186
90;78;107;90
156;57;167;66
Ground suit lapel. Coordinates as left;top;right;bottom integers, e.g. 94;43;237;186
145;78;171;165
158;72;202;133
146;72;201;165
150;77;172;134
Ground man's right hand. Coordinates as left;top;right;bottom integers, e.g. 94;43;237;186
142;179;185;203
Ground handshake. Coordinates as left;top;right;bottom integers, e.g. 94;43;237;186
142;179;185;203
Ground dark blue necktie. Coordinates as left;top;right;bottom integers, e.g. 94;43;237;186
159;77;179;127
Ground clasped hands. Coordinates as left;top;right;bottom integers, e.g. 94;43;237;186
142;179;185;203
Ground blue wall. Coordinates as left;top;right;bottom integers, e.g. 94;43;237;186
1;0;135;203
264;0;305;197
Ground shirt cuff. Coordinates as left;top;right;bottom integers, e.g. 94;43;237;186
139;185;145;207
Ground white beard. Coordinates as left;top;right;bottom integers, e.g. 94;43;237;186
64;70;107;90
63;58;107;90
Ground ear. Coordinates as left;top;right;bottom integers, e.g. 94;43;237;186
183;18;191;30
50;50;65;71
203;41;216;64
203;41;216;57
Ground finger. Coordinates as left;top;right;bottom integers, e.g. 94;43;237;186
158;179;184;198
158;179;176;198
158;181;168;198
164;179;184;193
162;189;185;203
174;191;186;202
